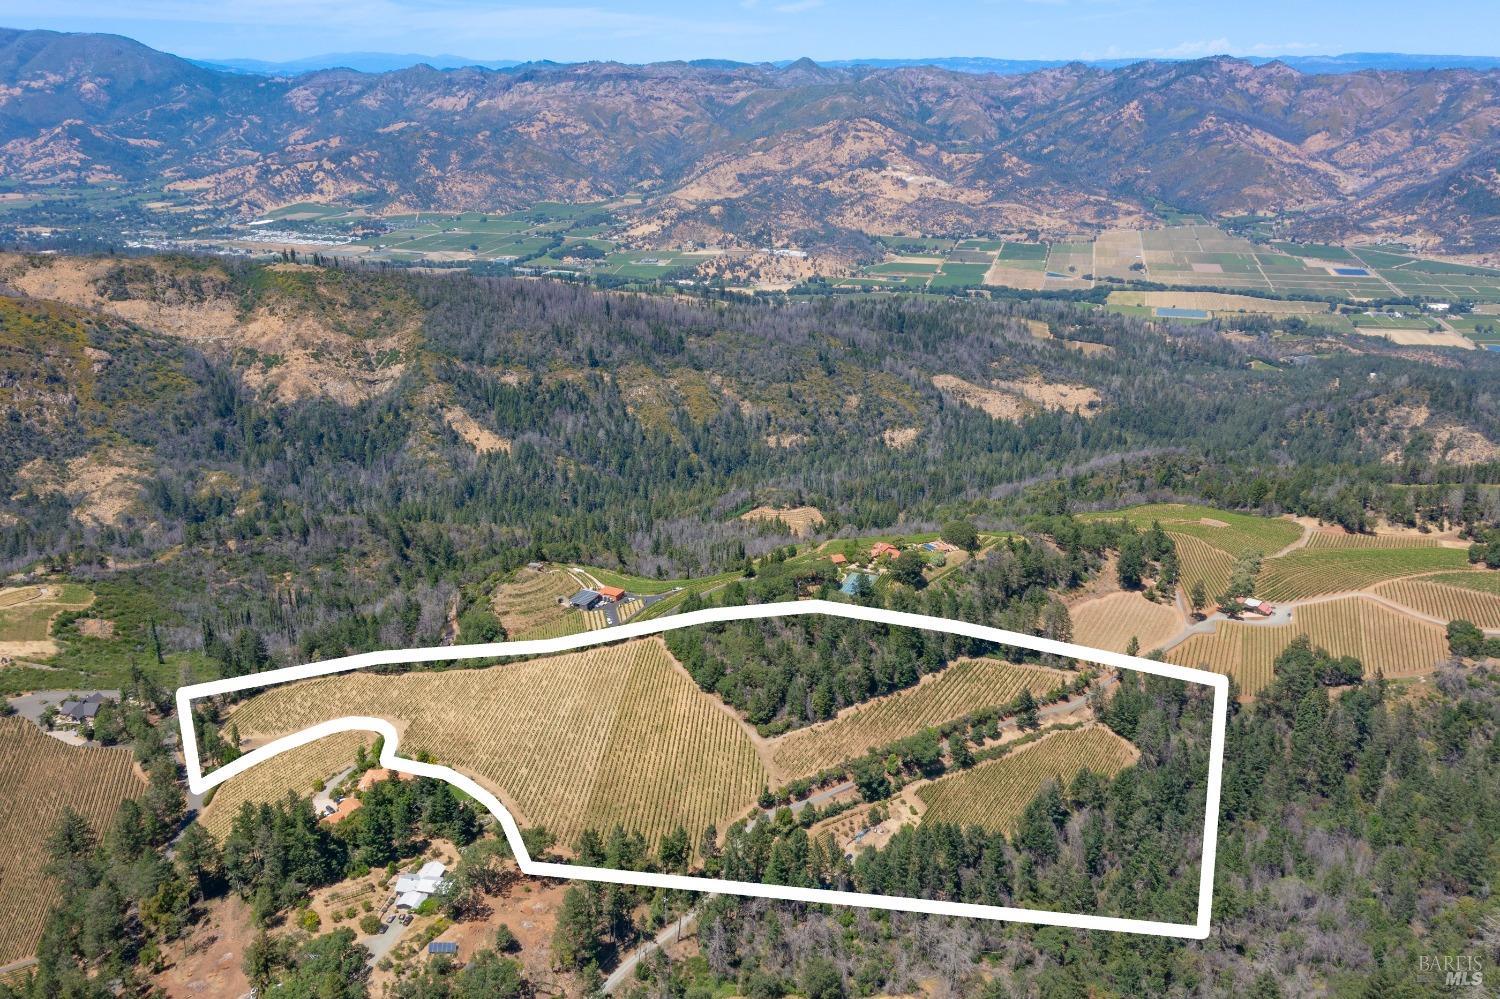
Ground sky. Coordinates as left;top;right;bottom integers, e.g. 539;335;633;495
2;0;1498;64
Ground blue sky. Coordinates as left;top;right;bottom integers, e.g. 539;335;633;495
3;0;1498;63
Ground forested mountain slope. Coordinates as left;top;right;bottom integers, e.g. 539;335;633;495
2;252;1498;677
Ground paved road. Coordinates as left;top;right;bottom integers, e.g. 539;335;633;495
603;909;699;994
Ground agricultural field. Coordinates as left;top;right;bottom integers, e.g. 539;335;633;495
915;726;1137;836
1070;591;1183;654
199;731;371;839
0;717;146;965
1106;290;1329;316
1165;596;1449;694
1170;534;1237;604
0;583;94;659
1373;575;1500;629
1302;530;1451;550
1082;504;1302;559
1255;546;1470;601
769;658;1069;780
491;568;591;640
223;638;768;847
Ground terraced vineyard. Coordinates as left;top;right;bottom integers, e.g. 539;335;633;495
1255;546;1470;601
0;717;145;965
491;569;588;640
915;726;1137;836
225;638;767;847
1373;576;1500;629
770;658;1068;779
1071;591;1182;654
199;730;371;839
1166;597;1449;694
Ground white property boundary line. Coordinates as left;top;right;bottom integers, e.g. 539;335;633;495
176;599;1228;940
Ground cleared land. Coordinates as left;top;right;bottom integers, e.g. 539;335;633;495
1071;591;1182;654
0;583;94;659
1373;576;1500;629
1106;291;1329;315
1166;597;1448;694
199;731;371;839
224;638;768;847
769;658;1068;780
916;726;1136;836
0;717;146;965
739;505;826;537
931;374;1029;420
1255;546;1470;601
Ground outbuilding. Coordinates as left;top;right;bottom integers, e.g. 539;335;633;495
568;589;603;610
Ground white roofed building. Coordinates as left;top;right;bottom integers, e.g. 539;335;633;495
393;860;448;909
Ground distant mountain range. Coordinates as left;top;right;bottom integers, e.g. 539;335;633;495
3;27;1498;251
194;51;1500;77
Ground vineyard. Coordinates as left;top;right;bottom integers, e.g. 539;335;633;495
199;730;370;839
1165;596;1449;694
769;658;1068;780
491;569;590;640
1255;547;1470;601
224;638;768;847
1070;591;1182;654
915;726;1137;836
1084;504;1302;558
0;717;145;965
1302;531;1451;550
1168;533;1235;604
1373;577;1500;629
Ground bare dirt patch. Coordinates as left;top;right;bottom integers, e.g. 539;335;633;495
2;254;413;404
15;447;151;529
882;426;920;449
932;374;1030;420
766;433;808;449
740;505;825;537
996;375;1101;416
74;617;114;638
153;896;256;998
443;407;512;454
432;872;570;988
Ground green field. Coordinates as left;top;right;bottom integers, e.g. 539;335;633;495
1081;503;1302;558
1256;546;1471;601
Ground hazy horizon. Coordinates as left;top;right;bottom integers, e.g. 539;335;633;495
2;0;1497;66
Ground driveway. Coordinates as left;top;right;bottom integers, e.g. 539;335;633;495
363;912;414;968
6;689;120;727
603;908;699;994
